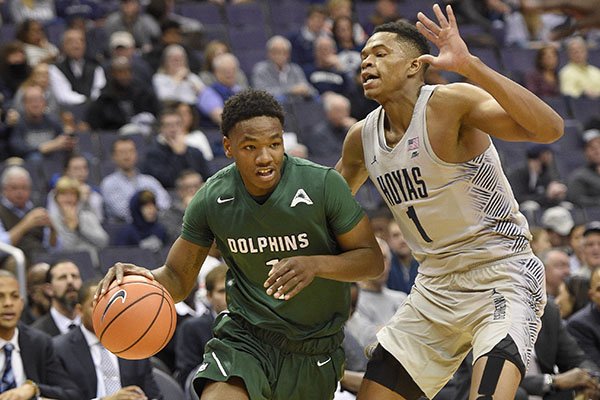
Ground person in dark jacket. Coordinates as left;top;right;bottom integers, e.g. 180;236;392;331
115;190;167;251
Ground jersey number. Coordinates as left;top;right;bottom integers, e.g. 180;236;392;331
406;206;432;243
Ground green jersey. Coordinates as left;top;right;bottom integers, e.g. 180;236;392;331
182;156;364;341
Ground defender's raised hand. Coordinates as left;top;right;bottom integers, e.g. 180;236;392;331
415;4;471;75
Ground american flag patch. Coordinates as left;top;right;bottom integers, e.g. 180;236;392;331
408;137;420;150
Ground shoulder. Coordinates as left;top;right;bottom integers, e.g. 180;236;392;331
19;323;53;347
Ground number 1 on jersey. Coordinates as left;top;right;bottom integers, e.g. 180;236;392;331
406;206;432;243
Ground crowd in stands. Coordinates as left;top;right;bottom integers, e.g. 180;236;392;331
0;0;600;398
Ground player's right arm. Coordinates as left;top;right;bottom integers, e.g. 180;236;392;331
335;120;369;195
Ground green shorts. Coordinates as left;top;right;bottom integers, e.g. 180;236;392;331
192;312;345;400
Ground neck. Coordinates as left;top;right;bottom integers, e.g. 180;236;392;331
121;167;136;177
0;329;15;341
53;302;76;319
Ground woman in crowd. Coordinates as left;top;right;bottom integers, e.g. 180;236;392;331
15;19;59;67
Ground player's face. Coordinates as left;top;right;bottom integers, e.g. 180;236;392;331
223;116;285;197
360;32;416;102
0;277;23;337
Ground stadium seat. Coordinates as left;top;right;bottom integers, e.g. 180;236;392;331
0;24;16;41
235;48;267;77
152;368;185;400
269;0;307;36
175;2;225;26
499;47;537;76
355;1;377;29
570;97;600;127
540;96;571;119
227;26;268;54
98;246;162;274
225;2;267;29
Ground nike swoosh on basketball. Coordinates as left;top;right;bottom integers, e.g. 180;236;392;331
217;196;234;204
317;357;331;367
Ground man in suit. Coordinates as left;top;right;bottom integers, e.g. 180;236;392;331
54;280;163;399
0;270;81;399
568;266;600;368
32;260;82;336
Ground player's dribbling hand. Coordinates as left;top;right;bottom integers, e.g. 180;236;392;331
93;262;155;306
263;257;317;300
415;4;471;75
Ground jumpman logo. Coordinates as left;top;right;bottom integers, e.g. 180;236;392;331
371;155;377;165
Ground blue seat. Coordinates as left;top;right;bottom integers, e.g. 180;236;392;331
98;246;161;274
175;2;224;26
269;1;307;36
0;24;16;41
540;96;571;119
225;2;267;28
355;1;377;28
470;47;503;72
235;48;266;77
570;97;600;127
227;25;268;53
499;47;537;75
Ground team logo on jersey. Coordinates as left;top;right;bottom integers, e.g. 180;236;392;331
217;196;235;204
290;189;313;207
198;362;209;372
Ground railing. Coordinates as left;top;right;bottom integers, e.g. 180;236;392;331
0;243;26;302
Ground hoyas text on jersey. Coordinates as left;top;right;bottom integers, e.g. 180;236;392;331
376;167;428;206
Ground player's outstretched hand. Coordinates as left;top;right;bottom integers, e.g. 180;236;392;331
263;257;317;301
416;4;471;75
93;262;155;305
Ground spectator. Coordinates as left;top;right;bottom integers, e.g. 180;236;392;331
106;30;153;84
0;270;81;400
9;85;75;160
152;44;205;105
541;248;571;298
288;5;330;72
21;262;50;325
386;220;418;294
175;264;227;387
143;19;201;74
114;189;168;251
332;15;363;75
251;35;317;104
570;223;586;274
146;0;203;38
325;0;367;45
175;101;214;161
346;65;378;121
567;267;600;367
197;53;244;127
48;28;106;107
366;0;402;34
541;206;574;249
86;56;161;131
525;45;561;98
141;109;210;188
48;177;108;266
575;221;600;279
305;35;352;96
303;92;355;157
54;280;163;399
559;36;600;99
0;41;31;102
9;0;56;24
161;169;203;244
198;39;248;88
104;0;160;53
530;226;552;256
47;153;104;222
0;166;58;266
13;62;60;116
508;143;566;209
15;19;59;67
31;260;82;336
556;275;590;320
101;137;171;222
568;129;600;207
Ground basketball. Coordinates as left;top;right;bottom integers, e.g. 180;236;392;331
92;275;177;360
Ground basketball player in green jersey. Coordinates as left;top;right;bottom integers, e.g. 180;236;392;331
95;89;384;400
336;4;564;400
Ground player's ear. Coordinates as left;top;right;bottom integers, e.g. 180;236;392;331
407;58;425;78
223;136;232;158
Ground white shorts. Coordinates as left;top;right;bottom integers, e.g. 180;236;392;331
376;253;546;399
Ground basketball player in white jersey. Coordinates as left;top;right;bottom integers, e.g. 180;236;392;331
336;4;564;400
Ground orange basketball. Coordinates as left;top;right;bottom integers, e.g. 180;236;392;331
92;275;177;360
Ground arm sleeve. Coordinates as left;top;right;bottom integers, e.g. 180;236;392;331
48;65;87;105
323;169;365;235
180;186;214;247
567;318;600;367
90;66;106;101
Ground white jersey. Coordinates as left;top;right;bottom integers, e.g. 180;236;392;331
362;85;531;276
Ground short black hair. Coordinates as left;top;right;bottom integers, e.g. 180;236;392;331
373;20;430;57
220;89;285;137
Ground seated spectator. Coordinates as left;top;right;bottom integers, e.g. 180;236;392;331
197;53;244;127
570;223;586;274
556;275;590;320
541;248;571;298
54;280;163;399
104;0;160;53
9;0;56;24
559;36;600;99
175;101;214;161
146;0;203;38
525;45;561;98
105;31;153;84
366;0;403;34
143;19;201;74
86;56;161;131
508;143;566;209
530;225;552;256
0;41;31;102
13;62;60;117
0;270;81;399
47;153;104;222
198;39;249;88
16;19;59;67
252;35;317;104
0;166;58;267
161;169;203;244
115;190;167;251
48;177;108;266
152;44;205;105
175;264;228;387
101;137;171;222
574;221;600;279
288;5;330;72
332;15;363;75
568;129;600;207
9;85;76;161
386;220;418;294
325;0;367;45
567;268;600;367
305;35;352;96
55;0;106;23
21;262;50;325
541;206;574;249
141;109;210;188
48;28;106;107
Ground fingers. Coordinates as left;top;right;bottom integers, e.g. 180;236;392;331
432;3;449;28
417;12;440;36
270;270;303;300
416;21;438;44
264;260;307;300
446;4;458;28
